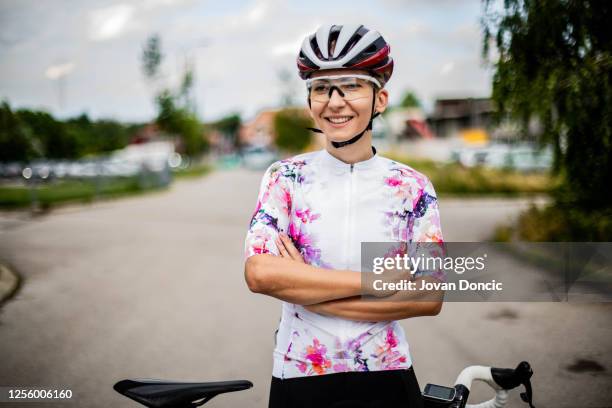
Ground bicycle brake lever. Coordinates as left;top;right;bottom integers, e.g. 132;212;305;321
520;377;535;408
518;361;535;408
491;361;535;407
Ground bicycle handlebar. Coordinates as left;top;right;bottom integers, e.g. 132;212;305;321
466;390;508;408
452;361;535;408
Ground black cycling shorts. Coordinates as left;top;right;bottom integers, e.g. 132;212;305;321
268;367;424;408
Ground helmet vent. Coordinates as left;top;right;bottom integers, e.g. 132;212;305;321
337;34;362;59
364;44;377;54
310;37;324;59
328;31;340;59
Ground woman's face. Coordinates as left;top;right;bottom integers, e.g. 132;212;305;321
308;69;388;144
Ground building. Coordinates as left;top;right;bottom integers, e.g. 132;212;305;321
238;109;280;147
428;98;494;138
383;107;435;142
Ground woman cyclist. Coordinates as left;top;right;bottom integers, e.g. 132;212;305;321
244;24;444;408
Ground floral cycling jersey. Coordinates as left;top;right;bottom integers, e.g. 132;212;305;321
244;148;443;379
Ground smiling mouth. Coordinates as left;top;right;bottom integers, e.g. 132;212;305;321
325;116;355;124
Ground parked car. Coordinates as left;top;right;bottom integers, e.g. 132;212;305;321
241;146;278;170
507;145;553;172
451;144;552;172
101;159;141;177
0;162;23;179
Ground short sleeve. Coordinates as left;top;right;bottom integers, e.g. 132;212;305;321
410;179;445;281
410;179;443;243
244;162;292;259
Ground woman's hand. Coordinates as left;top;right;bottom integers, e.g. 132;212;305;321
275;233;326;313
276;233;305;263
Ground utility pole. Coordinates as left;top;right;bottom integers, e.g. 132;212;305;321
45;62;75;116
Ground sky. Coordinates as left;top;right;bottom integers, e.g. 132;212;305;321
0;0;495;123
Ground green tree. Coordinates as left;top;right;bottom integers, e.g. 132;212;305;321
211;113;242;149
2;103;132;161
155;90;207;156
63;113;131;157
178;62;195;109
90;120;131;153
142;34;163;81
274;108;313;152
141;34;208;157
399;91;421;108
0;102;38;162
482;0;612;210
64;114;95;156
16;109;73;159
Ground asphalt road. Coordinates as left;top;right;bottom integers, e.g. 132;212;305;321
0;169;610;408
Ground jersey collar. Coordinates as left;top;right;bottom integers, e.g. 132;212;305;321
318;146;380;174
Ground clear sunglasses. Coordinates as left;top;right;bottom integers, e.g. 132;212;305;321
306;74;381;103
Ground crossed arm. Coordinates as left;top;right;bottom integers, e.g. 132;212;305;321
244;233;443;322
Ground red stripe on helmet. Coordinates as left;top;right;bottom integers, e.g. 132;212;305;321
350;44;391;69
297;59;317;72
372;58;393;73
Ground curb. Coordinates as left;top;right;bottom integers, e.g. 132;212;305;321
0;263;20;304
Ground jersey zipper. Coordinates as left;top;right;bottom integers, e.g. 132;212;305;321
349;163;356;283
345;163;354;268
342;163;355;341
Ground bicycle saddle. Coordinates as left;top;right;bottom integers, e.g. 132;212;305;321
113;379;253;408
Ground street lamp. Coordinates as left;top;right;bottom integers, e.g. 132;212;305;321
44;61;75;116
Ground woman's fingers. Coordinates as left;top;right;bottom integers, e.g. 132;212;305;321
275;232;305;263
279;233;304;263
276;236;289;258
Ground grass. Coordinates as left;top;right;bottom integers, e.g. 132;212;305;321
173;164;212;179
0;164;213;210
0;178;155;210
383;154;555;196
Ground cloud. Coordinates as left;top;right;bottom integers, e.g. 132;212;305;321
225;0;274;28
89;4;136;42
404;22;429;36
270;26;319;57
440;61;454;75
246;2;267;23
44;62;76;80
378;0;474;11
271;40;302;56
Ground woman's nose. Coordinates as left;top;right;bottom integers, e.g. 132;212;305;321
327;89;346;107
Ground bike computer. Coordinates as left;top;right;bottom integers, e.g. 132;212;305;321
423;383;456;402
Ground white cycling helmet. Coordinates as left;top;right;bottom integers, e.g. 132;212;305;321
297;24;394;86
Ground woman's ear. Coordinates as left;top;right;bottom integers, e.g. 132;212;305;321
375;88;389;114
306;96;315;119
307;105;315;120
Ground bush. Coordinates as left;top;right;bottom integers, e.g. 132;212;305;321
516;204;612;242
383;154;554;196
274;108;313;152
